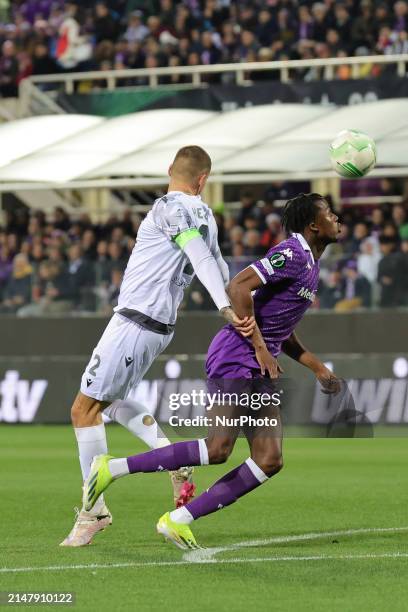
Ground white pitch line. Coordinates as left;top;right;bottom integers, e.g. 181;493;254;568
183;526;408;562
1;552;408;574
1;526;407;574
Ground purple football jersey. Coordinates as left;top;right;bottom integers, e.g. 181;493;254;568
206;233;320;378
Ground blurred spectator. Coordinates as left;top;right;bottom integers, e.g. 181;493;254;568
107;267;123;308
124;11;149;43
394;1;408;32
351;1;375;50
371;207;385;235
260;213;284;249
94;2;119;44
32;42;60;76
382;221;399;241
392;204;407;236
378;235;405;307
225;224;244;256
18;260;72;316
67;243;94;307
31;242;45;267
0;40;18;96
0;253;32;312
319;261;371;310
340;260;372;308
357;237;381;284
243;229;264;257
350;222;369;253
81;229;97;260
56;2;92;70
53;207;71;231
335;223;354;259
319;269;343;309
236;192;258;228
0;245;13;299
99;241;127;282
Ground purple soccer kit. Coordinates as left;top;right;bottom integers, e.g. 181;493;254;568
123;233;320;524
206;232;320;378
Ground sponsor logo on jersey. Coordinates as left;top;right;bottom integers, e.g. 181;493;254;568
269;252;286;268
298;286;316;302
86;378;93;387
125;357;134;368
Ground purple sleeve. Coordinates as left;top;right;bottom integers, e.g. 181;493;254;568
251;242;302;285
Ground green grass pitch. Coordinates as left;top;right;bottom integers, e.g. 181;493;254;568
0;425;407;611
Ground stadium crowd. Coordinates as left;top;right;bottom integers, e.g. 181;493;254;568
1;0;408;96
0;188;407;315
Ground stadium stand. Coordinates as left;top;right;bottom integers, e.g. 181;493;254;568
1;0;408;96
0;1;408;313
0;191;407;314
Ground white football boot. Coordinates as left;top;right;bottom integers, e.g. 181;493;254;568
60;505;112;547
169;467;196;508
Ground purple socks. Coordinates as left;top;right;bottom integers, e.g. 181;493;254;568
125;440;269;523
126;440;202;473
185;458;268;520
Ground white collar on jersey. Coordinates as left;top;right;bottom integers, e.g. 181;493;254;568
292;232;315;265
167;190;202;199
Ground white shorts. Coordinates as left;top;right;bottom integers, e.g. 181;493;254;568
80;313;174;402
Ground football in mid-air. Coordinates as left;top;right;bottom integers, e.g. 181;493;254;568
329;129;376;178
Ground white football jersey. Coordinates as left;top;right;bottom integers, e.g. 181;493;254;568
114;191;220;324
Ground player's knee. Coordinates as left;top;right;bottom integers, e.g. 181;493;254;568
207;439;234;464
71;400;84;426
252;453;283;477
71;393;101;427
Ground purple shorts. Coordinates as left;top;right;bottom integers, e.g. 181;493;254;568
205;325;281;379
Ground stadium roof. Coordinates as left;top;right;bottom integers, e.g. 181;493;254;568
0;100;407;190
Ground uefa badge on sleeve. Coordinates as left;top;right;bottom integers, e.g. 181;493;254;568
269;252;286;269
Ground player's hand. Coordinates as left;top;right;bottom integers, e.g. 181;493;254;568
220;307;256;337
315;366;341;395
233;314;256;337
255;345;283;379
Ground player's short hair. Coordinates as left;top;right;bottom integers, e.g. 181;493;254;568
171;145;212;180
281;192;326;234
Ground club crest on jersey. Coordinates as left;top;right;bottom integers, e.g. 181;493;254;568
269;252;286;268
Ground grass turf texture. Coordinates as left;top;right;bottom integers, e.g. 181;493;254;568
0;425;407;612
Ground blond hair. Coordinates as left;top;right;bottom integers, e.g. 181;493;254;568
171;145;212;182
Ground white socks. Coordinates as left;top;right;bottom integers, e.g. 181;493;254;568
103;399;170;449
108;458;130;479
169;506;194;525
74;423;107;515
74;400;169;513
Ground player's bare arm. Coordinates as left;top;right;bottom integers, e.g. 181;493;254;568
219;306;255;337
227;266;283;378
181;234;255;337
281;331;341;394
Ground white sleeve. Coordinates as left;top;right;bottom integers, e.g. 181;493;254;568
208;212;230;286
214;243;230;286
183;236;230;311
154;197;196;239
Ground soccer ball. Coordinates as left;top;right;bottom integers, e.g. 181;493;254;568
329;129;376;179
